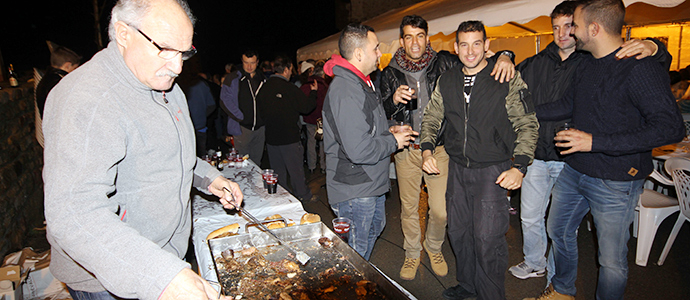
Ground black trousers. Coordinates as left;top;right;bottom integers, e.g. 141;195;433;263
266;142;313;200
446;159;510;300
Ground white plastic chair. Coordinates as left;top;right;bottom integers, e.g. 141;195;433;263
635;169;678;266
657;157;690;265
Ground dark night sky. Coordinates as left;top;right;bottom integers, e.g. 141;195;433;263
1;0;339;76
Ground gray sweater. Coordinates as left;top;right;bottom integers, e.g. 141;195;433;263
43;42;222;300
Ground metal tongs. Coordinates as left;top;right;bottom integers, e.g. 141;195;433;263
223;187;311;265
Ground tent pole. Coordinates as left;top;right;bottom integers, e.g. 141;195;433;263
678;25;683;70
625;26;631;41
536;35;541;55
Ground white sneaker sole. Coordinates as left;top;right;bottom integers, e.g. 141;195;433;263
509;269;546;280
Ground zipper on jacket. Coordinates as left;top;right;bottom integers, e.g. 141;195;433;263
462;80;475;168
246;79;265;131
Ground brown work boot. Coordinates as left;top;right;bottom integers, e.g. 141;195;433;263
523;284;574;300
399;256;420;280
423;240;448;276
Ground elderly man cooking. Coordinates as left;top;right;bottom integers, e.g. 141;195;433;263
42;0;243;299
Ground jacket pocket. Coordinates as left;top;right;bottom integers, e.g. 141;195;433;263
333;159;373;185
518;89;534;114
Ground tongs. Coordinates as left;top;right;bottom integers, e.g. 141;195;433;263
223;187;311;265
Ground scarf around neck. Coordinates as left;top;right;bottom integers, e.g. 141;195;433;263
393;43;435;73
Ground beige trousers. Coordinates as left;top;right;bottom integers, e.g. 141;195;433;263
395;145;449;258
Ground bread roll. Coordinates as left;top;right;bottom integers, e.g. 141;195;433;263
206;223;240;241
300;213;321;224
265;214;283;220
266;221;286;229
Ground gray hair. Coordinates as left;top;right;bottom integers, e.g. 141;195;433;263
108;0;196;41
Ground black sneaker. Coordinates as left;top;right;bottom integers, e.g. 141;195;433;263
442;284;477;300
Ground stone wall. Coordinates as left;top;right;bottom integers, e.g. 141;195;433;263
0;83;45;259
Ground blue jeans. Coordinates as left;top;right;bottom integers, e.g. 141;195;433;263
68;287;121;300
331;195;386;260
520;160;564;270
548;165;643;300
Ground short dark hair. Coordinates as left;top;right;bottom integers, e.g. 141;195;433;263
338;23;375;60
577;0;625;36
550;0;578;19
456;20;486;44
51;46;82;68
399;15;428;38
272;55;292;74
242;49;259;60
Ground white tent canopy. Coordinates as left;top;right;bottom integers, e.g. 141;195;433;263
297;0;689;68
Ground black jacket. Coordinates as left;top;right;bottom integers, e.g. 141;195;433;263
420;59;539;168
256;75;316;145
517;42;583;161
380;50;458;123
36;67;68;118
232;70;267;130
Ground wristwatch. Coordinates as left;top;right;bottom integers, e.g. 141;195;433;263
500;51;515;62
513;164;527;175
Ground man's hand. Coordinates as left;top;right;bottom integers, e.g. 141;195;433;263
393;85;413;105
421;150;440;174
495;168;523;190
554;128;593;155
310;80;318;91
615;39;658;60
159;268;226;300
490;53;516;83
389;124;418;150
208;176;243;210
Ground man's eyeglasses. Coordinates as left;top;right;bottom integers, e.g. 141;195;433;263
133;27;196;61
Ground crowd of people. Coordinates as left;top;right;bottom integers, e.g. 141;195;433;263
36;0;686;300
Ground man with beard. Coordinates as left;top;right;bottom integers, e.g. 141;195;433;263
523;1;683;299
323;23;417;260
510;0;669;282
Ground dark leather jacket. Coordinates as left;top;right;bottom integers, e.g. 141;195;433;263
381;50;458;124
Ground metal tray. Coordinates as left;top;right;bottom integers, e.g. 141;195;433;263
208;222;415;299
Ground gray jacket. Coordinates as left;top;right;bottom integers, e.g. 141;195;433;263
322;64;397;205
42;42;222;300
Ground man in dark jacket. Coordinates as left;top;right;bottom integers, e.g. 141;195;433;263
524;1;684;299
510;0;672;283
323;23;417;260
380;14;516;281
36;46;82;118
226;50;267;164
257;55;317;202
420;21;538;300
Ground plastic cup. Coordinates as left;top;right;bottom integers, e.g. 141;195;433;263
262;169;274;189
266;174;278;194
332;217;352;243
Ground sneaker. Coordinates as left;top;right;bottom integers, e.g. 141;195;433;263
523;284;574;300
399;257;420;280
423;240;448;276
442;284;476;300
509;261;546;279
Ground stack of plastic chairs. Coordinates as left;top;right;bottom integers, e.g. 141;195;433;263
635;169;678;266
657;157;690;265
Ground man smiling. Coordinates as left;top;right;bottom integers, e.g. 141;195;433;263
380;15;515;281
420;20;538;300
